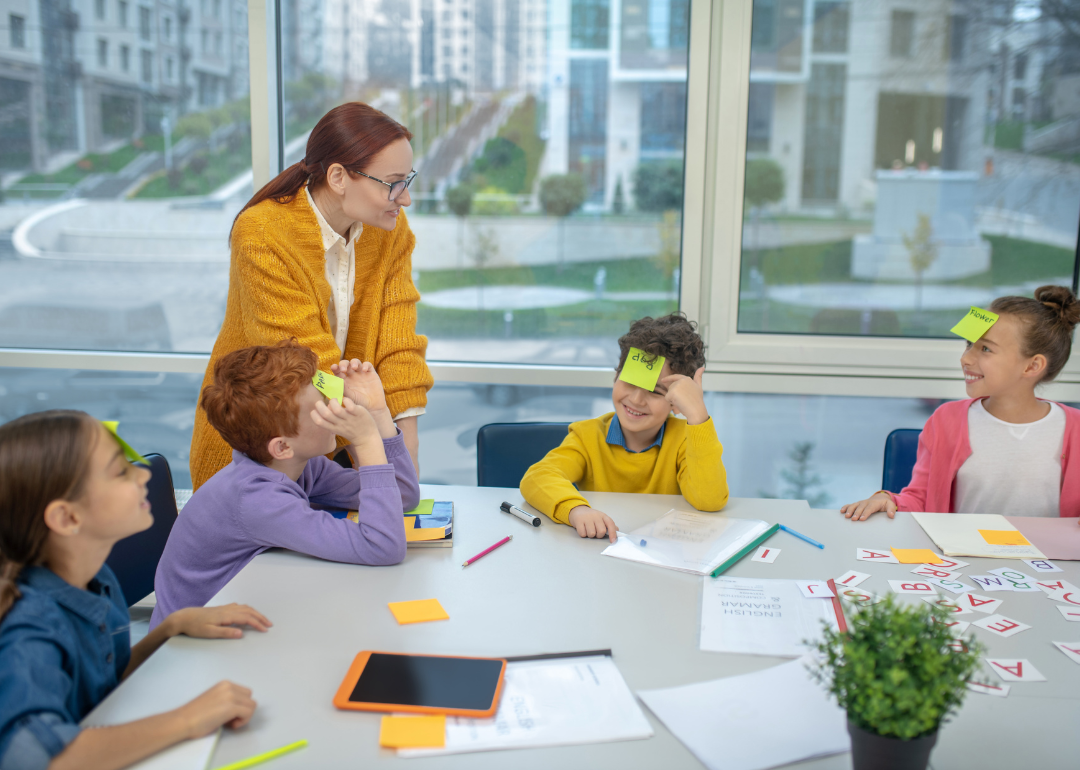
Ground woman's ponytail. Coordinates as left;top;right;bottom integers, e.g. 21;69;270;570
0;410;98;623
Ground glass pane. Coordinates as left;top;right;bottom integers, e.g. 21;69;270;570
739;1;1080;338
280;0;689;368
1;1;251;353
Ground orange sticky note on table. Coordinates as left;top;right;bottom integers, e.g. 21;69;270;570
891;548;943;564
406;526;445;542
979;529;1032;546
388;598;449;625
379;715;446;748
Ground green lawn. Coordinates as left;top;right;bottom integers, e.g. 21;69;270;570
18;137;165;190
417;255;674;294
134;135;252;198
418;299;677;339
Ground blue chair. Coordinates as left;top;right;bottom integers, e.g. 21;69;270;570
882;429;922;494
106;453;178;606
477;422;571;488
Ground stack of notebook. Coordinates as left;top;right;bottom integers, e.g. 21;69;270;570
334;499;454;548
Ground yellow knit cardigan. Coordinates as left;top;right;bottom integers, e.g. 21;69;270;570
189;190;433;489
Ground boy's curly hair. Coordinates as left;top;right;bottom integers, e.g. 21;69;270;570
616;312;706;377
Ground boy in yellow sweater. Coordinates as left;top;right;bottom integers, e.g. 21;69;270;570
520;313;728;541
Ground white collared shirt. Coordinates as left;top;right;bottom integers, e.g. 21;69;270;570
305;187;424;421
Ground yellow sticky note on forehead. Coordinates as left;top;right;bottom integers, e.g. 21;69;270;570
979;529;1031;546
312;371;345;402
619;347;665;391
100;421;150;465
950;306;998;343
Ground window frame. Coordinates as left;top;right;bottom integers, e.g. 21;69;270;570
1;0;1078;405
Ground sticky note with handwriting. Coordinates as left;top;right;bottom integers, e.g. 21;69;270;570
979;529;1031;546
101;422;149;466
379;715;446;748
950;306;998;343
618;347;665;391
312;370;345;402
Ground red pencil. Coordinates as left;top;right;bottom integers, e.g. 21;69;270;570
463;535;513;567
827;579;848;633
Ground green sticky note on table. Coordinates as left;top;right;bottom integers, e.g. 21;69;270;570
101;421;150;466
405;499;435;517
619;347;665;391
950;306;998;343
312;371;345;402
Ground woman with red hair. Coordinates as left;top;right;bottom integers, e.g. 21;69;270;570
190;103;433;488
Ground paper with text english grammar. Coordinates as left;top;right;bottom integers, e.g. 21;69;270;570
601;509;771;575
701;577;840;657
912;512;1045;559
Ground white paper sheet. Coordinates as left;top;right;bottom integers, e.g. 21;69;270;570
911;512;1046;559
601;510;770;575
127;732;220;770
638;658;849;770
701;577;839;657
397;655;652;757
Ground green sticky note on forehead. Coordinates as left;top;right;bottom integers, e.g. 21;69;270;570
950;306;999;343
312;371;345;402
101;421;150;466
619;347;665;391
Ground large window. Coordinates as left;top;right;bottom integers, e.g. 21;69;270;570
0;0;252;355
279;0;690;367
737;0;1080;341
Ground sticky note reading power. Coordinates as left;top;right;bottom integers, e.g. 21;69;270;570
979;529;1032;547
951;306;998;343
619;347;665;391
101;421;149;466
312;370;345;402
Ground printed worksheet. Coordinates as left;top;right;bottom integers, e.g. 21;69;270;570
700;577;840;657
397;655;652;757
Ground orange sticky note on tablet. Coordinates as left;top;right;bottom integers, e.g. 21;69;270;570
388;598;449;625
406;527;446;542
891;548;943;564
979;530;1032;546
379;715;446;748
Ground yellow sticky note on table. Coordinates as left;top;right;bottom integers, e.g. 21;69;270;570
950;306;998;343
404;516;418;530
379;715;446;749
618;347;665;391
891;548;943;564
100;421;150;466
312;370;345;402
979;529;1032;546
406;527;446;542
405;499;435;517
388;598;449;625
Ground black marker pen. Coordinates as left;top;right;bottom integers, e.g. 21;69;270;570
500;501;541;527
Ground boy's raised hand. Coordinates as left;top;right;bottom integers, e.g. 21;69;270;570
331;359;389;414
568;505;619;543
659;367;708;425
311;397;388;465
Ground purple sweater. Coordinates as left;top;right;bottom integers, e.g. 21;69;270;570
150;433;418;629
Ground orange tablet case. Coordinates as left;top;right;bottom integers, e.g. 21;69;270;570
332;651;508;717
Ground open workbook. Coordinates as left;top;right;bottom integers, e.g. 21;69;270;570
601;509;772;575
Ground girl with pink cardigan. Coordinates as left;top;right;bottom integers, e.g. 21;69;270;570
842;285;1080;521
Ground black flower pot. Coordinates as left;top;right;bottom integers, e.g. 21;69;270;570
847;720;938;770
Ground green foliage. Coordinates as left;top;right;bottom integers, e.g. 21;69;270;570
653;210;681;280
992;121;1025;151
744;158;785;209
903;213;938;275
445;184;474;217
612;176;625;214
462;96;546;194
284;72;340;125
540;174;587;217
810;595;983;740
632;160;683;212
175;112;214;141
760;442;830;506
472;186;519;216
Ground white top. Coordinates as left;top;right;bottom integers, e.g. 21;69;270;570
305;187;424;421
954;399;1064;517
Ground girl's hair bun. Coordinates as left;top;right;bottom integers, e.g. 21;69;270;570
1034;285;1080;330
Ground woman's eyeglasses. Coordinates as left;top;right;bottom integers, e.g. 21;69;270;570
354;169;417;202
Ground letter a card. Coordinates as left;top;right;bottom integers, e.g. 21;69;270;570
856;548;899;564
956;593;1002;615
972;614;1031;639
985;658;1046;683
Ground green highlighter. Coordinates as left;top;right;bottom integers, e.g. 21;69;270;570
709;524;780;578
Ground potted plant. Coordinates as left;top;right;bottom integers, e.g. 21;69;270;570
809;594;983;770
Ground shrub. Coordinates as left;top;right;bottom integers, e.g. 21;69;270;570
445;184;474;217
472;186;519;216
539;174;587;217
744;157;785;210
632;160;683;212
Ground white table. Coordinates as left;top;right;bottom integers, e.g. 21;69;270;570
88;485;1080;769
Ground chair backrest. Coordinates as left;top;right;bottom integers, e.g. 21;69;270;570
105;453;179;606
477;422;571;488
882;429;922;494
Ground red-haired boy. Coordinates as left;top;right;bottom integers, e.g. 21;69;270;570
151;340;417;628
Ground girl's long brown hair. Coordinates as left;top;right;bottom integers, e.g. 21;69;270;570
232;102;413;234
0;410;99;621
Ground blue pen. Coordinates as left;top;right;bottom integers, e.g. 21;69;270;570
779;524;824;549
